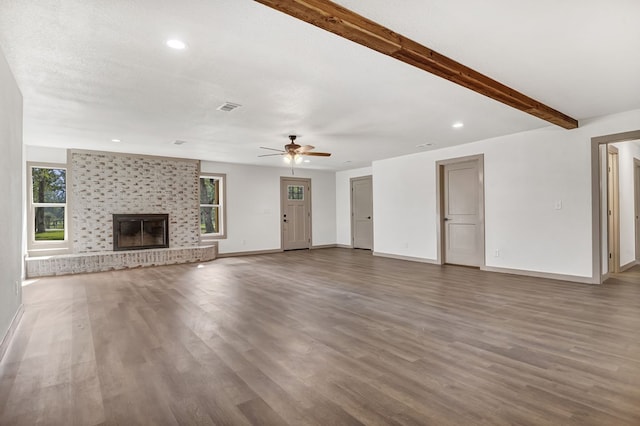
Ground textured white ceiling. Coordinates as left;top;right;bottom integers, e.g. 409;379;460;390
1;0;639;170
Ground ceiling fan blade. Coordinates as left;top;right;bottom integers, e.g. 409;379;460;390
303;152;331;157
258;153;285;157
260;146;285;152
295;144;315;153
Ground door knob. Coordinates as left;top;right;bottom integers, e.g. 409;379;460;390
367;216;371;219
444;218;450;221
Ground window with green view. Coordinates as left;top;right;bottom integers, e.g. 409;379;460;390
31;167;66;241
199;174;226;237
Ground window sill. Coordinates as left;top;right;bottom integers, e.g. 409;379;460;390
27;247;71;258
200;234;226;243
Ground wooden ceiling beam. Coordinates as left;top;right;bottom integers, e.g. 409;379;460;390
254;0;579;129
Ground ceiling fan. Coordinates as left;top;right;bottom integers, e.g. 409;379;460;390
259;135;331;166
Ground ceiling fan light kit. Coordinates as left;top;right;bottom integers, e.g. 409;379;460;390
283;153;304;164
259;135;331;173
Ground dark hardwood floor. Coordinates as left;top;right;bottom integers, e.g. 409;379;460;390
1;248;640;425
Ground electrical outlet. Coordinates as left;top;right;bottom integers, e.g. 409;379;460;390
554;200;563;210
495;249;500;257
14;280;19;295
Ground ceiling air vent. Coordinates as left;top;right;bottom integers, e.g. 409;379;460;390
217;102;241;112
174;140;187;145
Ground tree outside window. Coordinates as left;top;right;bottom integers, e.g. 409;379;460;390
31;167;66;241
199;175;225;238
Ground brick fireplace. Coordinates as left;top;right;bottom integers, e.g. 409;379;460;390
24;150;217;277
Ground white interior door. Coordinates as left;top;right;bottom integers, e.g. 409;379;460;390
351;176;373;250
281;178;311;250
443;160;483;266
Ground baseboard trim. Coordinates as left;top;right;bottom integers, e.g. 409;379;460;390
372;252;440;265
372;252;597;284
336;244;353;249
481;265;596;284
311;244;337;250
0;304;24;362
219;245;343;256
217;249;283;258
620;260;639;272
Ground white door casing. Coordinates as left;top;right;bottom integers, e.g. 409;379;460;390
438;156;485;267
351;175;373;250
607;147;620;273
590;130;640;284
281;177;311;250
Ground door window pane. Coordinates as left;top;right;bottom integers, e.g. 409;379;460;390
288;185;304;200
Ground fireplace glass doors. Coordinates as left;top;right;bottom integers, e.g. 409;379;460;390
113;214;169;251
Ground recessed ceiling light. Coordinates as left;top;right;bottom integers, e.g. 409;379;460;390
452;122;464;128
303;159;310;163
166;39;187;50
174;140;187;145
111;139;121;143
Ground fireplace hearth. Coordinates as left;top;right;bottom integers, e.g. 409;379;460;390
113;214;169;251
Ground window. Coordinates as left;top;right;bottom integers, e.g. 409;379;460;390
199;174;226;239
28;163;68;250
288;185;304;200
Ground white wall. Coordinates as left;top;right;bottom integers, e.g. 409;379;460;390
611;141;640;266
335;167;372;246
0;48;23;345
25;145;67;164
371;108;640;279
201;161;336;254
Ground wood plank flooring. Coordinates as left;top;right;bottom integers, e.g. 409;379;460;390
1;248;640;425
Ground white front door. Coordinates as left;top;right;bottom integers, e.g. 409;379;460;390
443;160;483;266
351;176;373;250
281;178;311;250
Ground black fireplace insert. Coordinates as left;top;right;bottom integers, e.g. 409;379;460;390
113;214;169;251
